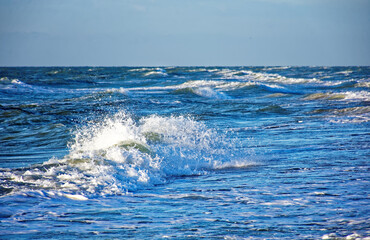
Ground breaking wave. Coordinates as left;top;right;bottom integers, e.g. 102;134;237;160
0;111;253;199
126;79;298;98
304;91;370;102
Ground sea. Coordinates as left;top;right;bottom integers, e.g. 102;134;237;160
0;66;369;239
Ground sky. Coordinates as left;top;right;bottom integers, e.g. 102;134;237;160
0;0;369;66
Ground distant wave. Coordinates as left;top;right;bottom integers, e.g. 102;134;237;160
121;79;299;97
304;91;370;102
0;77;88;95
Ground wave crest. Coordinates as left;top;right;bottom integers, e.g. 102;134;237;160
0;111;253;197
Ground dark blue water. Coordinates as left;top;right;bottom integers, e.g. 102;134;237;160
0;67;369;239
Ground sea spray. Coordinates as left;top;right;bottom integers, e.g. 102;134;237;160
0;111;253;197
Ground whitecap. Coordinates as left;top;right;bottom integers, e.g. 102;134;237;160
104;87;130;95
214;69;322;85
304;91;370;102
143;68;168;77
63;193;88;201
193;87;231;99
0;111;253;197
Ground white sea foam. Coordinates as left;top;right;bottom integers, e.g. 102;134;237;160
104;87;130;95
336;70;354;75
186;68;208;72
355;81;370;88
0;77;11;83
0;78;61;94
63;193;89;201
304;91;370;102
119;78;297;98
125;70;322;98
193;87;231;99
47;70;60;75
0;78;96;95
329;116;370;124
322;232;369;240
328;107;370;123
127;80;248;99
342;91;370;101
262;66;291;71
128;67;152;72
178;80;257;91
0;77;14;90
143;68;168;77
214;69;321;84
0;111;253;198
128;80;244;92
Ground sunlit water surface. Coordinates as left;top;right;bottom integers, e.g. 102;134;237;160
0;67;369;239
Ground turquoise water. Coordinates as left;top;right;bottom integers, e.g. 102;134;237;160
0;67;369;239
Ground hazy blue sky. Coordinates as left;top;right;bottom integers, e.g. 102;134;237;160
0;0;369;66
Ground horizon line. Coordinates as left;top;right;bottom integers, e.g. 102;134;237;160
1;65;369;68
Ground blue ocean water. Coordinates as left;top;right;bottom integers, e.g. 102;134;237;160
0;67;369;239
